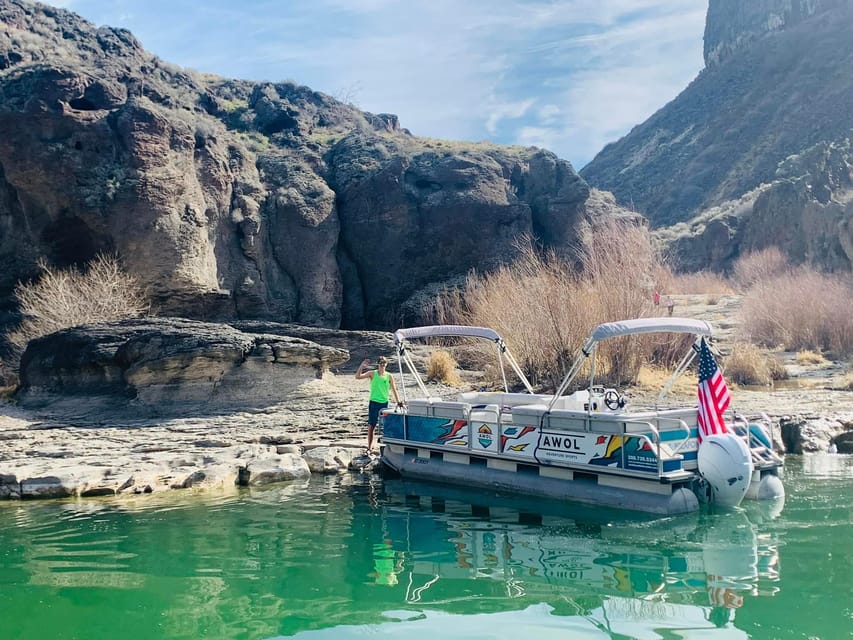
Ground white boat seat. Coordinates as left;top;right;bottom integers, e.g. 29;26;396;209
511;403;549;418
430;400;470;420
406;398;437;416
469;404;499;424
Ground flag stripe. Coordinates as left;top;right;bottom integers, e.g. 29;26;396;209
697;338;731;442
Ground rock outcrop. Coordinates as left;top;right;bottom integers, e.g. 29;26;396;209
581;0;853;272
704;0;852;67
661;136;853;272
0;0;604;340
17;317;349;418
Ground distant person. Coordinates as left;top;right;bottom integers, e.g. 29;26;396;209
355;356;401;454
666;296;675;316
653;290;661;306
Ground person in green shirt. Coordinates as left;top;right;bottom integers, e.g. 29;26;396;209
355;355;401;454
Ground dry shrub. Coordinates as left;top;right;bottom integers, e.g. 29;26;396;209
740;268;853;357
5;255;149;367
795;349;827;365
723;343;775;386
432;223;674;389
732;247;789;290
838;373;853;391
767;355;789;381
426;349;462;386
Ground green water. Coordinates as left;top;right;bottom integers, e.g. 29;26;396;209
1;456;851;640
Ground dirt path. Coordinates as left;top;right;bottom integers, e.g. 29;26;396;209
667;293;743;352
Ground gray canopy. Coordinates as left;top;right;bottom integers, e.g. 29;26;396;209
584;317;714;352
393;325;502;345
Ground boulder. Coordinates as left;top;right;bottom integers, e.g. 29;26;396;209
833;429;853;454
16;317;349;418
779;415;850;453
245;453;311;485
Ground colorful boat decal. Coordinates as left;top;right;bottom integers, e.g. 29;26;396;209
499;426;536;453
477;425;493;448
385;413;683;473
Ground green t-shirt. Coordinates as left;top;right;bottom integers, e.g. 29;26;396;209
370;372;391;403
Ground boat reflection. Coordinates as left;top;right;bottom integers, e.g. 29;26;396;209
376;479;782;630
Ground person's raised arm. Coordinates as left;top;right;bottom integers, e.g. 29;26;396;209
355;358;373;380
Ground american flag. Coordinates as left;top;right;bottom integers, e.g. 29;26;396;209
697;337;731;441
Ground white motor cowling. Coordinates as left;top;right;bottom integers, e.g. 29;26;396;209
698;433;754;508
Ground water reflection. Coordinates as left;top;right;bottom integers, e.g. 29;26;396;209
266;478;784;639
377;480;781;612
799;451;853;479
0;474;788;640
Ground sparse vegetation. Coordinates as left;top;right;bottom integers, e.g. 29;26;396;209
426;350;462;386
740;267;853;357
5;255;149;369
235;130;271;153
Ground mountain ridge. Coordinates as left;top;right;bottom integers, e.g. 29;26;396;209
581;0;853;272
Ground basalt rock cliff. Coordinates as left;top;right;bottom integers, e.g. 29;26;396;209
0;0;616;339
582;0;853;272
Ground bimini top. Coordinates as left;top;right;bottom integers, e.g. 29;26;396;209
584;317;713;352
393;325;502;346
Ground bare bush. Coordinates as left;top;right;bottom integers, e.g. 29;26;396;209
740;268;853;357
431;223;673;389
732;247;789;290
5;255;149;367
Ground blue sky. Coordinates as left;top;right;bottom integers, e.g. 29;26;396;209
51;0;707;169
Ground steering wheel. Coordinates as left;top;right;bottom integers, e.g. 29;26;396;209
604;389;623;411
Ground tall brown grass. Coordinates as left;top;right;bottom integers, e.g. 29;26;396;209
795;350;828;365
430;223;679;389
426;350;463;386
740;268;853;357
5;255;149;368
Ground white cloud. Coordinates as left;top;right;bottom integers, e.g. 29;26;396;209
54;0;707;167
485;98;536;135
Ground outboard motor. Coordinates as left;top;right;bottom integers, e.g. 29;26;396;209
698;433;754;508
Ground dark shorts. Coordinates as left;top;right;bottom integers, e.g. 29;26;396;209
368;400;388;427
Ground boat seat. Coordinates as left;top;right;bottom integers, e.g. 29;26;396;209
430;400;470;420
511;403;549;417
469;404;499;424
406;398;437;416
